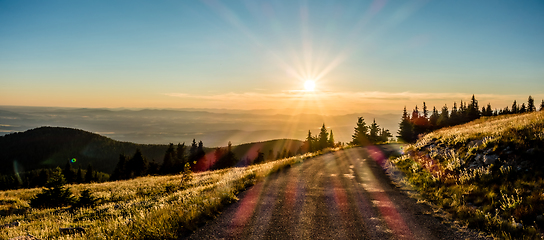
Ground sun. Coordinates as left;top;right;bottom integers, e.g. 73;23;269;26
304;80;316;91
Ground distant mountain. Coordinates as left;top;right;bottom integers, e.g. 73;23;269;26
0;106;400;146
0;126;304;175
0;127;168;175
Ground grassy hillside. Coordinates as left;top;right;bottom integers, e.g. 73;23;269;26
0;149;331;239
0;127;169;174
0;126;304;175
392;111;544;239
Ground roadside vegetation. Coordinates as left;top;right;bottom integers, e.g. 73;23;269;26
0;148;341;240
392;110;544;239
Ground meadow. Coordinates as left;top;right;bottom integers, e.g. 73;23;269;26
391;111;544;239
0;150;334;239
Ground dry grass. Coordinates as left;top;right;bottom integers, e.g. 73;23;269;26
0;149;337;239
393;111;544;239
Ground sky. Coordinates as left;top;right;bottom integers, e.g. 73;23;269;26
1;0;543;114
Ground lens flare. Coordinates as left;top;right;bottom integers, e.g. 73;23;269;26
71;158;76;163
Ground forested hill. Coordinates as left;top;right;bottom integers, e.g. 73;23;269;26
0;127;168;174
0;126;304;175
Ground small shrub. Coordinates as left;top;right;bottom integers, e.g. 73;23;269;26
30;167;75;208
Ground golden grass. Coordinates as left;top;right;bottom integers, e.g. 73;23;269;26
393;111;544;239
0;149;336;239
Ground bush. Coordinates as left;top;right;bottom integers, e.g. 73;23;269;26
74;189;98;208
30;167;75;208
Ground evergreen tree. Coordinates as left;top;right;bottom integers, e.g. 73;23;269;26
160;143;175;174
466;94;480;121
30;167;74;208
254;149;265;164
379;128;392;142
512;100;518;114
196;141;206;163
62;162;75;183
527;96;536;112
148;159;160;175
328;130;335;148
175;143;187;172
520;103;526;113
369;119;380;143
397;107;414;143
352;117;369;145
485;103;493;116
540;100;544;111
189;139;198;166
437;104;449;127
76;168;83;183
305;130;316;152
429;106;440;129
85;164;94;183
318;124;329;150
450;102;459;125
74;189;98;208
128;149;148;177
110;154;127;181
411;105;420;121
422;102;428;119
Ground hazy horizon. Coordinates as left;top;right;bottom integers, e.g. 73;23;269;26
2;1;544;145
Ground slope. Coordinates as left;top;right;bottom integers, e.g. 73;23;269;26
392;110;544;238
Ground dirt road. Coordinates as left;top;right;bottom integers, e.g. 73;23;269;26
186;147;483;239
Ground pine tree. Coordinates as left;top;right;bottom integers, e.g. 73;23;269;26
466;94;480;121
160;143;175;174
540;100;544;111
189;139;198;165
437;104;449;127
352;117;369;145
30;167;74;208
429;106;440;129
485;103;493;116
397;107;414;143
411;105;420;121
379;128;392;142
305;130;314;152
62;162;75;183
527;96;536;112
110;154;127;181
512;100;518;114
328;130;335;148
520;103;526;113
75;168;83;183
450;102;459;125
128;149;148;177
318;124;329;150
85;164;94;183
175;143;186;172
74;189;98;208
422;102;428;119
369;119;380;143
254;149;265;164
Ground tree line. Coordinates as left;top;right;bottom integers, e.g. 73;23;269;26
398;95;543;142
1;116;394;190
0;164;109;190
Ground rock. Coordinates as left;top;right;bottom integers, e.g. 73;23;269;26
59;227;85;235
8;234;41;240
483;155;498;165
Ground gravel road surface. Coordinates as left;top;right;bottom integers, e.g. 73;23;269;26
186;147;485;240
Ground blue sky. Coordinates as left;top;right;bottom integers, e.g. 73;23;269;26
1;0;543;113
